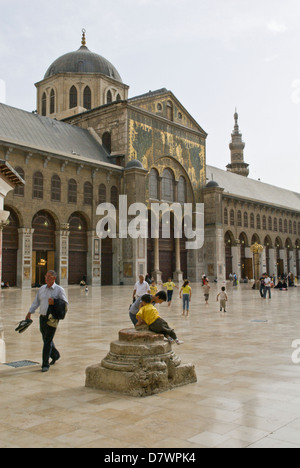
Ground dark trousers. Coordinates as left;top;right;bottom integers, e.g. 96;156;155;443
264;286;271;299
149;318;177;340
39;316;60;368
167;290;174;302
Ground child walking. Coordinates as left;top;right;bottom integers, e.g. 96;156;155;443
179;280;192;317
217;286;228;312
160;278;178;307
136;294;184;345
203;280;210;305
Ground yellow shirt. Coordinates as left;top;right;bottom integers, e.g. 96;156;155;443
182;285;191;294
136;304;160;326
150;285;158;295
163;282;175;290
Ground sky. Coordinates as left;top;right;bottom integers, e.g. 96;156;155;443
1;0;300;192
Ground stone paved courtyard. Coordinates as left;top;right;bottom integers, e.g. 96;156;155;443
1;282;300;448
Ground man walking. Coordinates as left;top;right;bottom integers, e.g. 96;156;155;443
133;275;150;301
263;273;272;299
26;270;68;373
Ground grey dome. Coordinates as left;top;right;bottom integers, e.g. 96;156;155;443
125;159;144;169
206;180;219;188
44;45;123;82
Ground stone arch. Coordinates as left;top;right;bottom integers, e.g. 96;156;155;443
2;207;20;286
68;212;88;285
32;210;57;286
224;230;235;280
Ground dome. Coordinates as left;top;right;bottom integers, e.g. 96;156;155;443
44;31;122;82
125;159;144;170
206;180;219;188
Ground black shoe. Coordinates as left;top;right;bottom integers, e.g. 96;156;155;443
50;357;60;366
41;366;49;373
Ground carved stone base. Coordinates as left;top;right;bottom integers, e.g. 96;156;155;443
85;328;197;397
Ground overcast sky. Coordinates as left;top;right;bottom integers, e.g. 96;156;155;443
1;0;300;192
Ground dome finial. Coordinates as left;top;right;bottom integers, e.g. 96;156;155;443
81;29;87;47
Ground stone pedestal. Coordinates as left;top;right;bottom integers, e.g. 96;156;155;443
85;328;197;397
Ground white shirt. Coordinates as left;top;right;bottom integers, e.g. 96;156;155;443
264;277;271;287
29;283;68;316
134;281;150;297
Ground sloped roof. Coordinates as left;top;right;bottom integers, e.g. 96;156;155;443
0;103;113;166
206;165;300;212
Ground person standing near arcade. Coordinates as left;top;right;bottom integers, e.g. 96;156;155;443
25;270;68;373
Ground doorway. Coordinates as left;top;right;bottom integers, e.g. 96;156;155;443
32;211;56;287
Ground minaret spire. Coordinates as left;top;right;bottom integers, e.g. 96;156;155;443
81;28;87;48
226;110;249;177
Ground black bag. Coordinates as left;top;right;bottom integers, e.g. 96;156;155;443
47;299;68;321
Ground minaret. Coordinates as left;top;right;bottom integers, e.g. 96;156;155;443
226;110;249;177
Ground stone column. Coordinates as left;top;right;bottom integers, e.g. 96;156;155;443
55;225;70;288
231;246;239;278
87;231;101;286
173;237;183;283
17;228;34;289
0;223;5;286
152;237;162;282
202;185;225;283
268;248;276;277
122;162;148;285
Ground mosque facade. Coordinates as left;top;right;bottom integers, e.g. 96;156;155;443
1;31;300;288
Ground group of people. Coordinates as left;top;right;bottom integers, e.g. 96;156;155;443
24;270;230;373
259;273;273;299
133;275;192;316
129;274;229;345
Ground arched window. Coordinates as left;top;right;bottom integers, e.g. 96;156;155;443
50;89;55;114
262;215;267;230
289;220;292;235
84;182;93;205
250;213;255;229
224;208;228;225
111;186;119;209
284;219;288;233
178;176;186;204
98;184;106;204
237;210;242;227
107;90;112;104
70;85;78;109
14;167;25;196
149;169;159;200
51;175;61;202
230;209;235;226
294;221;297;235
102;132;111;154
42;92;47;116
68;179;77;204
83;86;91;110
268;216;272;231
244;212;248;228
166;101;173;121
274;217;278;232
116;93;121;102
162;169;174;202
256;214;261;230
279;218;283;233
33;171;43;199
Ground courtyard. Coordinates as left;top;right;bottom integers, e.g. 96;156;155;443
0;282;300;448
